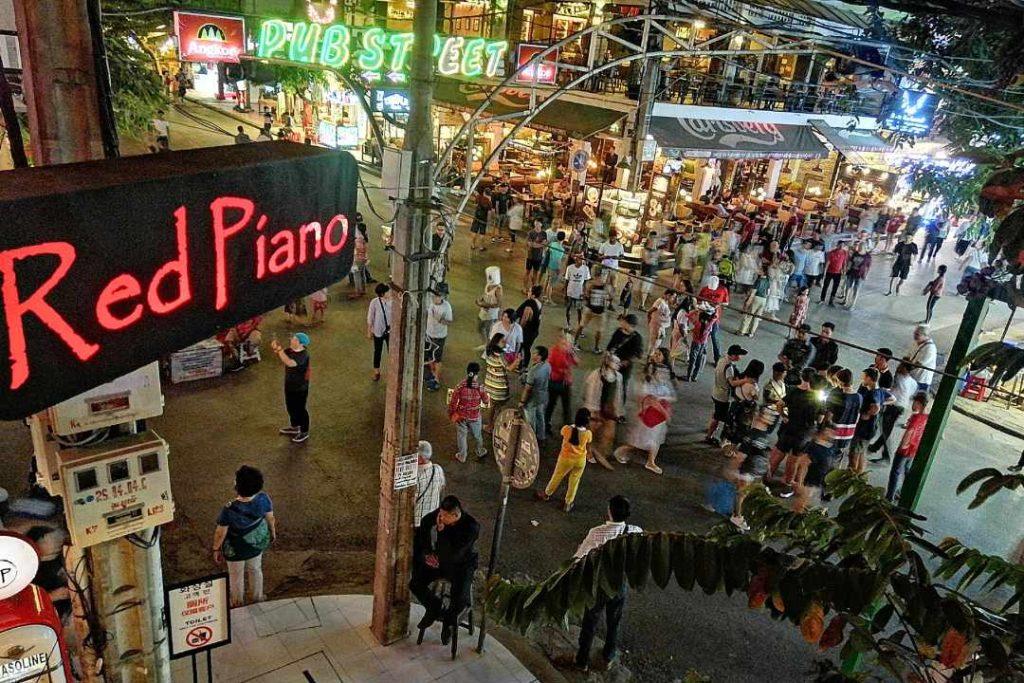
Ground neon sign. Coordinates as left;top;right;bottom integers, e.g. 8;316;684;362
255;19;508;81
0;144;359;419
880;89;939;136
173;12;246;64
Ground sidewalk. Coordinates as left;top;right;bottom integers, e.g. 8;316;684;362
170;595;539;683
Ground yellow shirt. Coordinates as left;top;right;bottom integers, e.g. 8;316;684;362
558;425;592;463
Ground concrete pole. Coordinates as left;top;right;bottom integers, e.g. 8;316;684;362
15;2;169;680
628;55;658;193
371;0;436;645
13;0;105;163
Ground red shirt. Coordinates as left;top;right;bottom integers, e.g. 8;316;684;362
449;380;488;421
897;412;928;457
825;249;849;274
548;344;578;383
698;286;730;317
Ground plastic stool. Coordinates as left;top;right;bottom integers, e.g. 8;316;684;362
416;579;474;660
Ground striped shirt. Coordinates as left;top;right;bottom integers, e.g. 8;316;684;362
414;463;446;526
448;381;488;421
574;522;643;559
589;284;610;308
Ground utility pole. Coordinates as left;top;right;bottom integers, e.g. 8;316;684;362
628;34;658;192
371;0;437;645
14;2;170;681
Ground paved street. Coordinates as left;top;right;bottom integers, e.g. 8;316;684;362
0;106;1020;682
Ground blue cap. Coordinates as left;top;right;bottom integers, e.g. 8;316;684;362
294;332;310;347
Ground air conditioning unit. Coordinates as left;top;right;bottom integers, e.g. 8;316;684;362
47;363;164;437
59;432;174;548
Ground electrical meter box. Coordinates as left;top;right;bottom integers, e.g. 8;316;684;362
47;363;163;437
58;432;174;548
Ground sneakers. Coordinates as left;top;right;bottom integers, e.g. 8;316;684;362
291;432;310;443
730;515;750;532
454;452;467;463
279;426;300;435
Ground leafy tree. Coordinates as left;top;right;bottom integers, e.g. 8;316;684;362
101;1;172;138
485;470;1024;682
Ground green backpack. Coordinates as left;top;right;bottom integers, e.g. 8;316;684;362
222;502;271;561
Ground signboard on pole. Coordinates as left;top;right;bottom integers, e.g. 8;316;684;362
165;574;231;659
0;143;359;419
394;453;418;490
879;89;939;136
515;44;558;85
174;12;246;64
492;409;540;489
571;150;590;172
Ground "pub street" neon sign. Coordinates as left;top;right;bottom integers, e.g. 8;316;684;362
255;19;508;82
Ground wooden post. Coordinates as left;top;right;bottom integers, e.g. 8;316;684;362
370;0;437;645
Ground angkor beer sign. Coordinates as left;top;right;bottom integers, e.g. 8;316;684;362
0;143;358;419
174;11;246;64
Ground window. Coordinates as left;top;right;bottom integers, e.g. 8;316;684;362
139;452;161;475
75;468;98;492
108;460;130;483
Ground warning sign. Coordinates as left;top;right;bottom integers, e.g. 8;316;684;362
164;574;231;658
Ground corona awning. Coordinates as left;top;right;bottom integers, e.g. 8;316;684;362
808;120;892;154
433;78;627;139
649;117;829;159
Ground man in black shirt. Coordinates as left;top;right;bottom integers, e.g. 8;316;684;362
809;322;839;372
516;285;544;358
872;347;894;390
778;324;814;384
411;496;480;643
273;332;310;443
767;367;821;493
606;314;644;400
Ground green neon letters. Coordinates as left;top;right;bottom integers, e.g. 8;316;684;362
255;19;507;79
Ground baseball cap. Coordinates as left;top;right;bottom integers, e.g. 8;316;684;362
623;313;639;326
727;344;748;356
294;332;310;347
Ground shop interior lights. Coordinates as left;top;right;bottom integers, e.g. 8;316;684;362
307;0;339;25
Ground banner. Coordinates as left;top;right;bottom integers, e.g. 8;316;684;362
0;143;358;419
174;11;246;64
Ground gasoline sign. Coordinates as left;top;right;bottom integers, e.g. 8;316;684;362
0;532;38;601
0;143;358;419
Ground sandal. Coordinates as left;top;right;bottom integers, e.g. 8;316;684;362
645;463;663;475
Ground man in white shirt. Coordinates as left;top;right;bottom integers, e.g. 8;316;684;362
870;361;919;463
564;254;591;330
907;325;937;391
598;231;626;305
574;495;641;672
152;111;170;151
367;283;392;381
414;441;445;527
425;286;453;391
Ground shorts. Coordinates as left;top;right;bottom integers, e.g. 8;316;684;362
642;263;659;277
850;439;869;460
471;221;487;235
775;428;810;454
567;297;584;312
496;214;509;229
425;336;446;362
712;399;730;422
891;262;910;279
587;304;606;316
548;270;563;285
526;257;543;272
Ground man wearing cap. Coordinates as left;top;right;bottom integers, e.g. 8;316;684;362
606;314;645;401
414;441;445;527
272;333;311;443
705;344;751;446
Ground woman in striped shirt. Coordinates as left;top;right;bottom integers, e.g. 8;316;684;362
484;334;519;430
573;269;611;354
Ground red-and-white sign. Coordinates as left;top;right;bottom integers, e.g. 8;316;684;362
165;575;231;659
515;44;558;85
0;532;38;601
174;11;246;64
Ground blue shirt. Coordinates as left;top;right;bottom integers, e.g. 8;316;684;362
803;441;835;487
790;248;809;275
217;492;272;532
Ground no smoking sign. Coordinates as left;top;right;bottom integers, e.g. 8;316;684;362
186;626;214;648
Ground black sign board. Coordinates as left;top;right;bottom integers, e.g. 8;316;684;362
880;89;939;137
0;142;358;419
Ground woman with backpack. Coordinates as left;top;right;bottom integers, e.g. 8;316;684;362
212;465;276;607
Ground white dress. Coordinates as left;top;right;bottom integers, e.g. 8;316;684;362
766;262;791;313
627;378;675;451
734;250;759;286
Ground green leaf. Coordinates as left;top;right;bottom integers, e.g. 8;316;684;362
649;532;672;589
672;535;696;590
694;539;721;594
980;634;1010;670
871;603;895;633
626;533;651;591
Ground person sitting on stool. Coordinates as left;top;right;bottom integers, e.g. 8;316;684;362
411;495;480;644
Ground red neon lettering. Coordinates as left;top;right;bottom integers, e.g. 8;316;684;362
299;222;323;264
323;215;349;254
148;206;192;314
210;197;254;310
0;242;99;389
96;274;143;331
256;235;267;280
268;231;296;274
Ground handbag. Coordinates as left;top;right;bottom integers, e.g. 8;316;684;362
222;502;271;562
638;397;668;428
